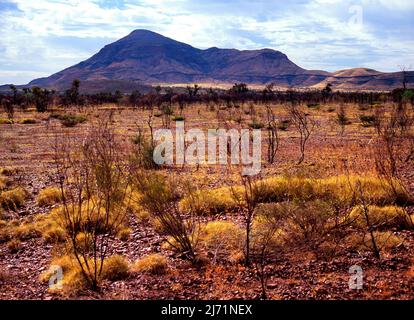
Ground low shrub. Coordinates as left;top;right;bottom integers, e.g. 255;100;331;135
51;114;87;127
248;121;264;129
277;119;291;131
0;167;18;176
0;176;8;191
359;114;377;127
132;254;168;275
40;254;130;293
0;118;12;124
117;227;131;241
39;255;87;293
179;187;237;215
37;187;63;206
18;118;37;124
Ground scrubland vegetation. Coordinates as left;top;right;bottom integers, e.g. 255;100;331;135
0;81;413;299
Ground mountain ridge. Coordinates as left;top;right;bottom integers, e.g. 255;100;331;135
22;29;414;91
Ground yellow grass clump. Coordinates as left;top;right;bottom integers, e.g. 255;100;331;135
117;227;131;241
132;254;168;275
40;254;130;293
349;205;413;230
0;208;65;243
0;187;27;210
179;175;411;215
0;118;13;124
6;239;22;253
37;187;63;206
198;221;244;262
39;255;87;293
101;255;130;281
179;187;239;215
0;176;8;191
347;231;403;253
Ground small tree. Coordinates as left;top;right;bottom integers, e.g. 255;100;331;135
64;79;81;106
286;103;316;164
31;86;50;112
132;171;199;260
54;117;130;289
129;90;141;108
1;97;14;122
265;105;279;164
230;175;262;266
337;104;350;135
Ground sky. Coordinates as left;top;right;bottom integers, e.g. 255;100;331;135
0;0;413;84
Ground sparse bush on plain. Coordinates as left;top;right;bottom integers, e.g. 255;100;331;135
53;118;131;289
50;113;87;127
132;171;198;259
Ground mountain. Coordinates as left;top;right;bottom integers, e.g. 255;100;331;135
26;29;413;92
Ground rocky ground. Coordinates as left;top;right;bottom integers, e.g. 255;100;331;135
1;106;413;300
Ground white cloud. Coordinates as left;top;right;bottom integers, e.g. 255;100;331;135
0;0;413;84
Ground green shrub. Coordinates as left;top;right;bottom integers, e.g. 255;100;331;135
277;119;290;131
51;114;87;127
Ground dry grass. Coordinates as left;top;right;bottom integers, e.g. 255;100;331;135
132;254;168;275
179;175;411;215
39;255;87;294
101;255;130;281
198;221;244;262
37;187;63;206
0;187;27;210
40;254;130;293
347;231;403;253
349;205;413;230
117;227;131;241
6;238;22;253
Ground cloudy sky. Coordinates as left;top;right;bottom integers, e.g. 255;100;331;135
0;0;413;84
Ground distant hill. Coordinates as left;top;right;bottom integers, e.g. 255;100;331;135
19;29;414;92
